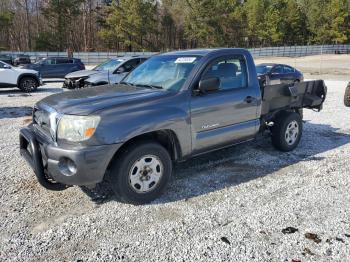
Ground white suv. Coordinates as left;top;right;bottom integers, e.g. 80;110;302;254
0;61;42;92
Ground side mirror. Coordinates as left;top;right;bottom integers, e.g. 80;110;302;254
3;64;11;69
198;77;220;93
116;67;125;74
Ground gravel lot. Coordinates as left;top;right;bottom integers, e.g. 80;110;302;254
0;64;350;261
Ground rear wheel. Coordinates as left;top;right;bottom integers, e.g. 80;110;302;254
344;83;350;107
109;142;172;204
271;112;303;152
18;77;38;92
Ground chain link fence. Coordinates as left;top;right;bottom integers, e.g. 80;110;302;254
1;45;350;65
249;45;350;57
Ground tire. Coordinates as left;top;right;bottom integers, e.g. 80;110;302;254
271;111;303;152
18;76;38;92
344;83;350;107
109;142;172;205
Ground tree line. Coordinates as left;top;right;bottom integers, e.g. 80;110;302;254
0;0;349;52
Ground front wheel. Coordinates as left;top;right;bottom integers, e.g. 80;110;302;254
18;77;38;92
271;112;303;152
109;142;172;205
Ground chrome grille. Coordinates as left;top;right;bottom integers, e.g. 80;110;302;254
33;105;58;140
33;107;51;133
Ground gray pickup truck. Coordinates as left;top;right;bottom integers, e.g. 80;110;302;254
20;49;327;204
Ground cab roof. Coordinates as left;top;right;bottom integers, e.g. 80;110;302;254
160;48;248;57
111;55;150;61
257;63;277;66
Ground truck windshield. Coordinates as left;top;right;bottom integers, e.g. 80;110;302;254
256;65;273;74
94;59;123;72
122;55;201;91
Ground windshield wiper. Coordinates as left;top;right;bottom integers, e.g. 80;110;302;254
135;84;163;90
120;81;135;86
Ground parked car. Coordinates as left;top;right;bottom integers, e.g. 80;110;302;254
19;49;326;204
345;82;350;107
63;56;149;89
12;54;31;66
21;57;85;78
0;61;42;92
0;54;13;65
256;63;304;87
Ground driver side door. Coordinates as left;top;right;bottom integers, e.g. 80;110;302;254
190;55;260;154
270;65;288;84
40;58;57;78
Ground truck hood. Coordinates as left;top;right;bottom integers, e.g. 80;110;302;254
37;84;168;115
65;70;99;79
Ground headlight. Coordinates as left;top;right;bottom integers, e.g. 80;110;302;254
57;115;100;142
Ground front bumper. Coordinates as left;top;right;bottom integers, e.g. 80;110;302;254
19;125;121;188
63;78;85;89
63;79;75;89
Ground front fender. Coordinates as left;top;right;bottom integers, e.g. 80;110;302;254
86;74;107;84
94;92;192;157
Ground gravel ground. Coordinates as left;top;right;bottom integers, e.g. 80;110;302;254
0;78;350;262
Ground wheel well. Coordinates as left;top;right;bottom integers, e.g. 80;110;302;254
17;74;39;86
96;82;109;86
107;130;181;170
261;109;301;130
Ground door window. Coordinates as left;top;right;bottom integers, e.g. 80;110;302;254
283;66;295;73
122;59;140;73
271;65;284;74
201;56;248;90
56;58;73;64
42;58;56;65
0;62;5;68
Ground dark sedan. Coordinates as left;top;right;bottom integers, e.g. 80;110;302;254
0;54;13;65
256;63;303;87
21;57;85;78
13;54;31;66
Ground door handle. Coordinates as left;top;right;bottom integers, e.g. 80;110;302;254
244;96;255;103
